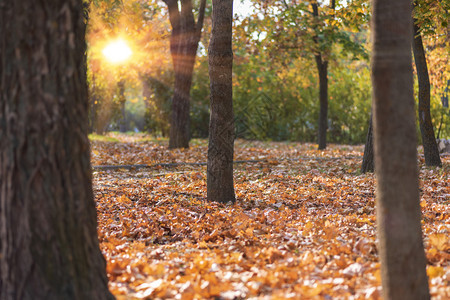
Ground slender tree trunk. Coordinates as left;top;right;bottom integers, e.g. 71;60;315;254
142;75;153;133
165;0;207;149
118;80;127;132
412;17;442;167
207;0;236;204
361;114;374;173
89;73;97;133
371;0;430;299
89;59;101;134
90;93;99;134
0;1;114;299
316;57;328;150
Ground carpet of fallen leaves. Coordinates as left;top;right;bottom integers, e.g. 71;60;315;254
91;133;449;300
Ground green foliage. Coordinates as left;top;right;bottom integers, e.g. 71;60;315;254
190;56;211;138
229;53;372;143
328;62;372;143
125;89;147;131
427;88;450;140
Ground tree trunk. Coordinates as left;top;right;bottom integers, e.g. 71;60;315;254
361;114;374;173
311;2;329;150
207;0;236;204
165;0;207;149
412;17;442;167
316;57;328;150
169;51;195;148
371;0;430;299
0;1;114;299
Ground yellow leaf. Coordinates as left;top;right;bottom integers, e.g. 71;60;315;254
427;266;444;278
373;265;382;284
427;247;438;257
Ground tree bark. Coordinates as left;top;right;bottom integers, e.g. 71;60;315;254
0;1;114;299
371;0;430;299
207;0;236;204
361;114;374;173
164;0;207;149
412;16;442;167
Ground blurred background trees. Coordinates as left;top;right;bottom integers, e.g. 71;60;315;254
85;0;449;145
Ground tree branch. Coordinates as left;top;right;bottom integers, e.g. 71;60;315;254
196;0;207;38
164;0;181;30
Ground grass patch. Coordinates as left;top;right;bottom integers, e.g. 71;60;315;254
88;133;120;143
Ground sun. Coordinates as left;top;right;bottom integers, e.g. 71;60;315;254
102;39;132;64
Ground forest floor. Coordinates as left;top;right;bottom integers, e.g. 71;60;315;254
91;133;449;300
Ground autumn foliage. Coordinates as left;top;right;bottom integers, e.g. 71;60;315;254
90;134;449;299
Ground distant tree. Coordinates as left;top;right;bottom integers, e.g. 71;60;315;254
246;0;369;148
371;0;430;298
412;4;442;167
413;0;450;142
362;1;444;173
207;0;236;203
311;0;335;150
0;1;114;299
164;0;207;148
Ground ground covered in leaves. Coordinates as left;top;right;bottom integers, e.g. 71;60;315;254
91;133;449;300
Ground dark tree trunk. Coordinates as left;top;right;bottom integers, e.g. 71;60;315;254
361;114;374;173
311;2;330;150
207;0;236;204
0;1;114;300
412;17;442;167
164;0;207;149
316;57;328;150
371;0;430;299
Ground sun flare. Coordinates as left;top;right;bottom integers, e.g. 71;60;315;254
102;39;132;64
